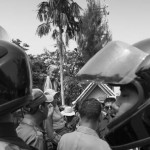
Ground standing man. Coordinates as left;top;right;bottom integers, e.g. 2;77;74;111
17;88;54;150
57;98;111;150
0;39;33;150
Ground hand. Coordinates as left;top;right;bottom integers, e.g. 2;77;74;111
48;103;54;117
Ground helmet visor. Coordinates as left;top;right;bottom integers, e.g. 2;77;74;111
77;41;148;85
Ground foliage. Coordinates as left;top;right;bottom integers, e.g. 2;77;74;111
77;0;112;62
12;39;29;51
12;38;84;104
28;48;85;104
36;0;82;44
28;54;47;90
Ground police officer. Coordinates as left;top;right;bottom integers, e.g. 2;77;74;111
0;28;34;149
77;40;150;150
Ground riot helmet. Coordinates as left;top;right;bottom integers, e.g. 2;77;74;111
0;40;32;116
0;26;11;42
77;40;150;149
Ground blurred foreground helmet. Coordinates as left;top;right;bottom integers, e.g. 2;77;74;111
0;40;32;116
76;40;150;149
133;38;150;54
0;26;11;42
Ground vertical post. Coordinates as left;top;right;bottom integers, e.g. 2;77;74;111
59;27;65;106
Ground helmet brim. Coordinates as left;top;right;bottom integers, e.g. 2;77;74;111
76;41;148;85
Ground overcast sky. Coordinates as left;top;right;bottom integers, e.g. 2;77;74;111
0;0;150;55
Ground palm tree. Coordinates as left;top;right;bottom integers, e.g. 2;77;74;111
36;0;82;106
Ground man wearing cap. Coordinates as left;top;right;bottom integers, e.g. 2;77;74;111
0;29;35;150
16;88;54;150
57;98;111;150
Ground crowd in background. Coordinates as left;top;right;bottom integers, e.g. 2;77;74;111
13;86;115;150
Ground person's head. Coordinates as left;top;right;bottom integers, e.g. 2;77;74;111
104;97;116;112
111;84;138;117
24;88;50;120
79;98;101;128
44;89;59;107
77;40;150;149
47;65;58;80
0;40;32;121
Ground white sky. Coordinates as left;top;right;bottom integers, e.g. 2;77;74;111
0;0;150;55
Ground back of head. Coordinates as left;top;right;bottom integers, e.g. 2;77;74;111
0;40;32;116
79;98;101;121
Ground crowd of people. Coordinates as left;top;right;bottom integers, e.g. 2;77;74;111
1;25;150;150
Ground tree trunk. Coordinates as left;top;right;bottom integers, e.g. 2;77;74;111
59;28;65;106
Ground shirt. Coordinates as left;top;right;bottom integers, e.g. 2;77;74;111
16;118;45;150
57;126;111;150
0;123;32;150
53;105;66;130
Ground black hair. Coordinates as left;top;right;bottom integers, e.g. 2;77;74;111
74;98;84;113
120;83;138;94
136;68;150;99
23;105;39;115
79;98;101;121
23;101;46;115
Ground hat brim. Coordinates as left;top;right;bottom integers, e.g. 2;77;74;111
61;111;75;116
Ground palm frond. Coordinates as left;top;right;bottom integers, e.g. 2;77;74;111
70;2;82;18
60;13;69;27
37;2;49;22
50;9;60;25
52;29;59;39
36;23;51;37
49;0;55;10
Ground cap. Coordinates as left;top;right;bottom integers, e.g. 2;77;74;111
44;89;58;102
28;88;50;108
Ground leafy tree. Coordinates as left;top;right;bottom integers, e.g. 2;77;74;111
12;39;46;89
78;0;112;62
29;48;85;105
36;0;82;105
